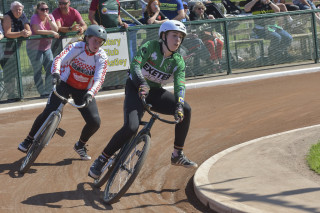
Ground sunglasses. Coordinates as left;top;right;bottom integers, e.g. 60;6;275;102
40;8;49;11
197;7;205;10
58;2;69;5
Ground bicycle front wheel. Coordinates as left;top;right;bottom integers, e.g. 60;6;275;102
19;114;59;173
103;134;151;204
93;150;119;188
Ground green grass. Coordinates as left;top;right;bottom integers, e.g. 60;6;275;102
307;142;320;174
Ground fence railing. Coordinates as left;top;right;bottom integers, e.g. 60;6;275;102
0;9;319;102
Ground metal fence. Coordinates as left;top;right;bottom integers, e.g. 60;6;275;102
0;9;319;102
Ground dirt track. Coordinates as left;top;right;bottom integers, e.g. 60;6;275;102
1;72;320;213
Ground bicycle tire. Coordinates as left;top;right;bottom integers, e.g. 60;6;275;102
19;114;59;173
103;134;151;204
93;150;119;188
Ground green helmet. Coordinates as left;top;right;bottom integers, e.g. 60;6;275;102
85;25;107;41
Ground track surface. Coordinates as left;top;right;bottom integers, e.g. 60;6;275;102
1;72;320;213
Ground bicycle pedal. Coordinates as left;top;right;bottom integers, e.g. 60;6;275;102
56;128;66;137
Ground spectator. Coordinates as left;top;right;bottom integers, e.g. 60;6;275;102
52;0;87;34
293;0;317;10
89;0;129;29
181;1;190;22
244;0;293;63
190;2;224;71
190;2;215;20
0;16;3;40
273;0;299;11
159;0;185;21
26;1;60;98
292;0;320;20
1;1;31;101
144;0;168;24
0;15;4;68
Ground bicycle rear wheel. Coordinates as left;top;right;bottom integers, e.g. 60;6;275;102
19;114;59;173
103;134;150;204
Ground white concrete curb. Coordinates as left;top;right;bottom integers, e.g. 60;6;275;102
193;124;320;212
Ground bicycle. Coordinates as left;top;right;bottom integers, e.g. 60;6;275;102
92;98;178;204
19;85;86;173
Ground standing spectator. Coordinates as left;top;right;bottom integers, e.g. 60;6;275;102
89;0;129;29
181;1;190;22
244;0;293;63
1;1;31;101
144;0;168;24
190;2;224;71
51;0;87;57
27;1;60;98
159;0;185;21
0;15;4;72
52;0;87;34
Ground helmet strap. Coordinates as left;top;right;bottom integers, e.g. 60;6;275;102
85;41;96;54
162;32;175;54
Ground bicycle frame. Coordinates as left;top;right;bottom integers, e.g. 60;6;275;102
19;84;86;173
101;98;178;204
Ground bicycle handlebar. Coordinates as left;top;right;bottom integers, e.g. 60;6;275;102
53;85;86;108
142;98;179;125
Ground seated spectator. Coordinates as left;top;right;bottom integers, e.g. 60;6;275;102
273;0;299;11
293;0;317;10
244;0;293;63
52;0;87;34
144;0;168;24
159;0;185;21
89;0;128;29
1;1;31;101
190;2;224;71
181;27;217;75
292;0;320;20
26;1;60;98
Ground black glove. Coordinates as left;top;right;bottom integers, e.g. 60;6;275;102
52;73;61;85
174;103;184;123
138;84;150;100
83;93;93;107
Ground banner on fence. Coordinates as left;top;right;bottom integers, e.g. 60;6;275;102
101;32;130;72
62;32;130;72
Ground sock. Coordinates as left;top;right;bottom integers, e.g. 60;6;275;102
76;140;85;148
26;135;34;141
172;148;183;157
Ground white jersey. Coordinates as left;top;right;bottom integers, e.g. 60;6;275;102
51;41;108;96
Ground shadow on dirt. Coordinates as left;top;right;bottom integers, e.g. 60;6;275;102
0;158;82;178
21;182;113;210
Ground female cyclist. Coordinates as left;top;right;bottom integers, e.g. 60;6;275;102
89;20;197;179
18;25;108;161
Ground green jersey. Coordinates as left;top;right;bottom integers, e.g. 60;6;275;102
129;40;186;104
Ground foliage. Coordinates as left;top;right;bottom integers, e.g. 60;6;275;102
307;142;320;174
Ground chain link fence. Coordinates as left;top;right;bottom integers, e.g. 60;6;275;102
0;2;319;102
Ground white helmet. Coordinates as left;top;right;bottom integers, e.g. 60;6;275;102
158;20;187;38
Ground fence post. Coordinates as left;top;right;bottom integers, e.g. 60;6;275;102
14;39;23;99
311;12;319;63
223;20;232;74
